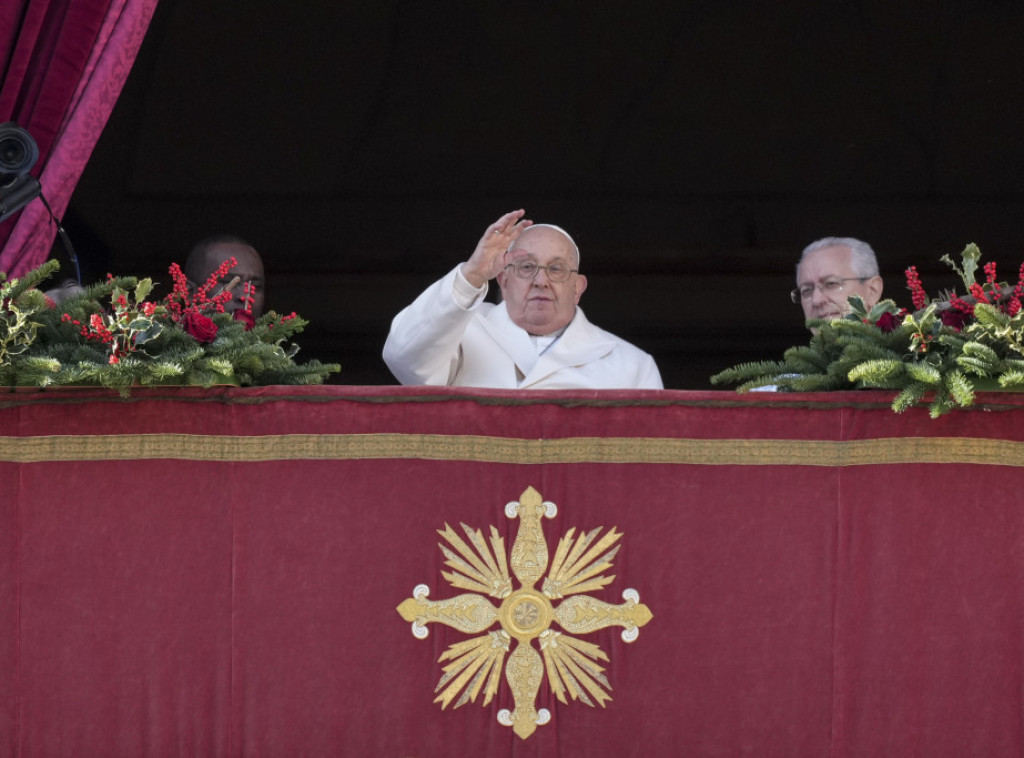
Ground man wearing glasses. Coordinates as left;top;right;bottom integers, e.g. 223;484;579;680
384;209;662;389
793;237;884;326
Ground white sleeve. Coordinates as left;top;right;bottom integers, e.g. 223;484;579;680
636;354;664;389
382;266;488;385
451;265;488;309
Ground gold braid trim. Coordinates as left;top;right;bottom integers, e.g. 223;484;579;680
0;433;1020;466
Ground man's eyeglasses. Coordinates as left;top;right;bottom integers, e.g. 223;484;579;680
791;277;867;304
504;259;578;283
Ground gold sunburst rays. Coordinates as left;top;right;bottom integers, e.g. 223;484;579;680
434;631;510;709
539;630;613;708
438;522;512;598
542;526;621;599
397;486;653;740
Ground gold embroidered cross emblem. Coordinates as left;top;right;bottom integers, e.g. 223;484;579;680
397;486;653;740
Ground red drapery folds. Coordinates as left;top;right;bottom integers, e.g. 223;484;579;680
0;0;159;276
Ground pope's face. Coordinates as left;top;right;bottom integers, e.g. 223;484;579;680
796;245;881;323
497;227;587;335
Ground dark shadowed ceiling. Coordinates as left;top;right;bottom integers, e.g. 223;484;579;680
64;1;1024;386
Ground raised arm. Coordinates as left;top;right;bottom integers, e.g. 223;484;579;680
383;210;533;385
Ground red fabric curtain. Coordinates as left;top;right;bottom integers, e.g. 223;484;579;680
0;0;159;276
6;385;1024;756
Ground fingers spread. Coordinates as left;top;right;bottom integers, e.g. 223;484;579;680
465;210;533;286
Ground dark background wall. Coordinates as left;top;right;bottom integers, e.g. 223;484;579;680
61;1;1024;387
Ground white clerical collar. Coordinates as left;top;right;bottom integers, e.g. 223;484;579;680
529;324;568;356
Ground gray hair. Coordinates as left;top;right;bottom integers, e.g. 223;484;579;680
798;237;879;279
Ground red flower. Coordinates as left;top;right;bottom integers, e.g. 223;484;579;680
940;309;970;331
233;309;255;331
183;312;218;343
875;312;901;333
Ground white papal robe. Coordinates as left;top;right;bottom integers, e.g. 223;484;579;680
383;266;663;390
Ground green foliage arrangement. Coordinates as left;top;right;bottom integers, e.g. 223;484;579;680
0;258;339;394
711;244;1024;418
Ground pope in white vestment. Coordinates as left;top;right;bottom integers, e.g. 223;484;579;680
383;210;663;390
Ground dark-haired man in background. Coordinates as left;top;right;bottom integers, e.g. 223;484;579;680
184;234;266;318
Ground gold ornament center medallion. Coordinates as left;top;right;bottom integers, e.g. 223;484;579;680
501;589;553;640
397;486;653;740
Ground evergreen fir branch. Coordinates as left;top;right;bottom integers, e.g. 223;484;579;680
710;361;786;386
2;259;60;301
11;356;61;387
927;389;955;419
834;318;891;341
257;361;340;385
847;359;906;386
137;362;186;383
956;357;995;377
786;342;835;362
185;367;231;388
851;374;908;391
959;340;1001;365
946;370;974;408
780;357;825;375
782;348;831;374
904;362;942;385
776;357;824;376
825;359;857;384
835;339;904;366
998;371;1024;387
892;382;929;413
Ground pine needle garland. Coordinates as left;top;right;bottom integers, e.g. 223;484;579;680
0;259;339;393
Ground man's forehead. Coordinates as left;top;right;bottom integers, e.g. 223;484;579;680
207;244;262;272
798;246;854;279
507;226;578;262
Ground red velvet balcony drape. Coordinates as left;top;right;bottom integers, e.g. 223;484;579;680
0;0;158;275
4;386;1024;756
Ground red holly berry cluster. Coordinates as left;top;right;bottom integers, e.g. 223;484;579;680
1010;262;1024;317
905;266;928;311
164;258;236;324
61;312;113;344
266;311;297;331
241;281;256;314
58;275;166;364
962;260;1023;317
905;259;1024;329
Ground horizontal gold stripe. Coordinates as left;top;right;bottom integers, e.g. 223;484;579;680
0;433;1021;466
